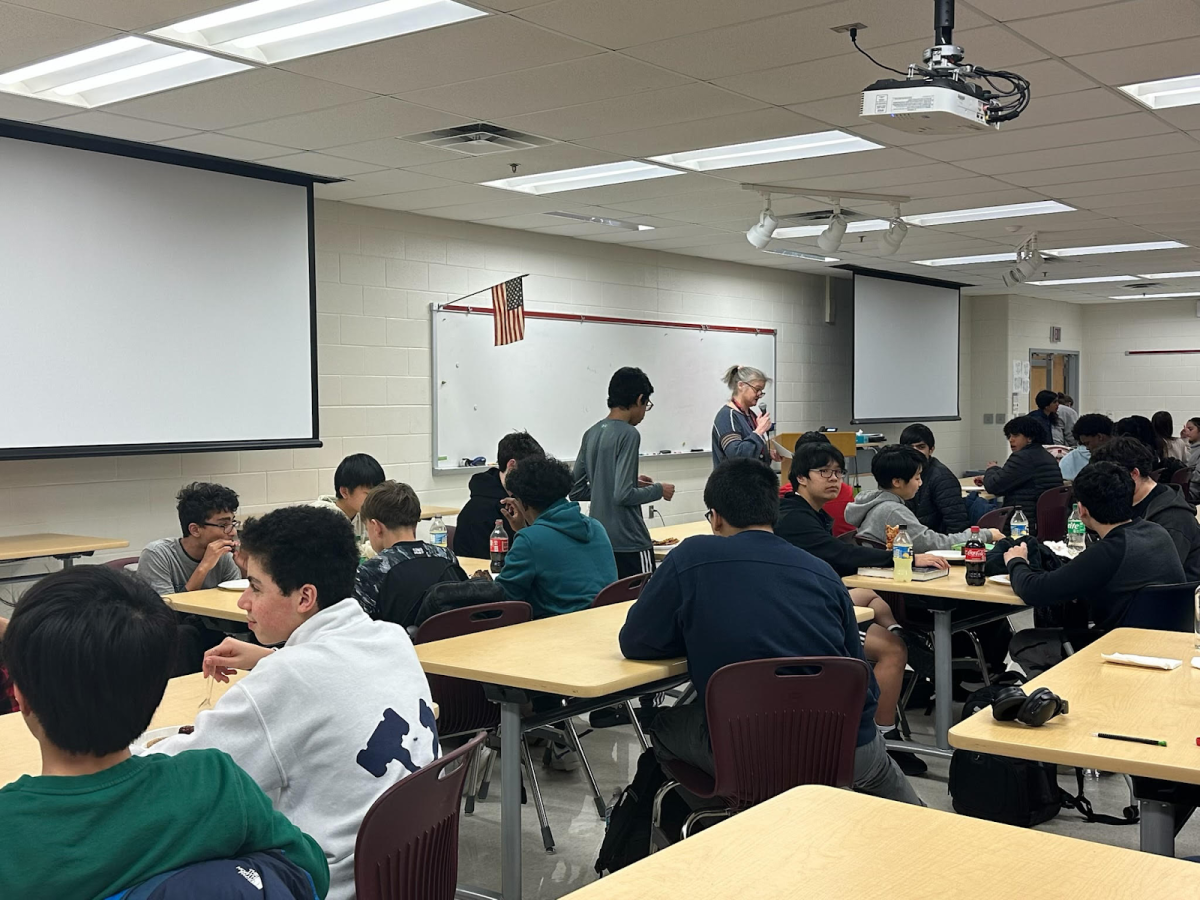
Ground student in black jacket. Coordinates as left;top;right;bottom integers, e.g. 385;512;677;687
1005;462;1185;676
900;423;970;533
977;416;1064;533
1092;437;1200;580
453;431;543;558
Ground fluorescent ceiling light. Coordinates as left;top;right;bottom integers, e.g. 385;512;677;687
1035;276;1136;286
0;36;250;107
762;248;840;262
1119;74;1200;110
774;219;889;239
915;241;1188;267
152;0;486;65
1108;291;1200;300
648;131;881;172
544;212;653;231
1137;271;1200;279
902;200;1073;227
482;161;682;195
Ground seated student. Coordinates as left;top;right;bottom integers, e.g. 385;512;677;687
848;446;1004;551
139;482;242;595
1115;414;1185;479
1154;410;1188;462
1056;393;1079;443
899;423;970;532
354;481;467;627
1029;390;1070;446
977;416;1064;533
0;567;328;899
495;456;618;618
1005;462;1185;676
148;505;437;900
1092;437;1200;580
1058;414;1113;481
454;431;544;558
776;439;951;776
791;432;856;535
620;459;922;805
1182;416;1200;468
312;453;387;559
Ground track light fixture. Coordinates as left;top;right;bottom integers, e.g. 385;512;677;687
879;206;908;255
746;194;778;249
817;204;847;254
1003;235;1043;287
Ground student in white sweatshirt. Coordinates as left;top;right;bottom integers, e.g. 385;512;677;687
149;505;438;900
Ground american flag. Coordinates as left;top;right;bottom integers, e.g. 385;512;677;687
491;276;526;346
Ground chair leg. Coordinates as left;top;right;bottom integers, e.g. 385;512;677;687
520;738;555;853
464;745;483;815
476;744;497;801
965;629;992;686
562;718;607;819
681;808;732;840
650;780;680;856
626;700;650;752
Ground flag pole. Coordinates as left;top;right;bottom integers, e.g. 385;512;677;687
440;274;530;311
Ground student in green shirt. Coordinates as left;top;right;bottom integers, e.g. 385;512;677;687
0;566;329;900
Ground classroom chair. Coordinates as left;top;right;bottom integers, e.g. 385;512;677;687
650;656;868;850
1150;468;1167;483
588;575;654;753
104;557;140;572
1034;486;1074;542
1171;468;1191;488
976;506;1013;532
354;731;486;900
1120;581;1200;633
837;528;858;545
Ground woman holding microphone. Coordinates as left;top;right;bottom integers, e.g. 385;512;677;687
712;364;778;466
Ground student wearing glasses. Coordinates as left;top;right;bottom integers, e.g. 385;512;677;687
711;365;779;467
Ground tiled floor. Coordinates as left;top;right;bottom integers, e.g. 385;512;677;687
456;705;1200;899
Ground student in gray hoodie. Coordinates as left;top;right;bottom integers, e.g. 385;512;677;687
846;445;1004;552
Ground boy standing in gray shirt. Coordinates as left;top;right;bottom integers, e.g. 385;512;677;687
571;367;674;578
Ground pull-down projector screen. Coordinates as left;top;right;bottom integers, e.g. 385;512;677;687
852;271;960;423
0;122;318;460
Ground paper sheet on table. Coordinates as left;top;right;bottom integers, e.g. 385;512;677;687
1102;652;1182;670
770;439;793;459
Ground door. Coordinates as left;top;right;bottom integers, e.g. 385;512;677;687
1028;351;1080;410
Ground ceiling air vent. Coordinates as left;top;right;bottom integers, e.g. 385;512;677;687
402;123;554;156
1123;281;1165;290
777;208;874;224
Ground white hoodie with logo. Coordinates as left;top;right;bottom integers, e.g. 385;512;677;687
151;598;438;900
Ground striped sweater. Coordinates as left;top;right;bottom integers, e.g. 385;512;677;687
711;403;770;467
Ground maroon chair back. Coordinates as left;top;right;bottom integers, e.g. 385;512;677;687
590;573;650;608
689;657;869;811
445;524;457;552
976;506;1013;532
105;557;140;571
355;731;486;900
836;529;858;545
1149;468;1166;483
413;602;531;736
1172;468;1191;487
1034;486;1073;541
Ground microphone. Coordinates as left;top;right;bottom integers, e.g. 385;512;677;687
759;403;775;434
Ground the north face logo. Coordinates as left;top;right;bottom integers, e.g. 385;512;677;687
236;866;263;890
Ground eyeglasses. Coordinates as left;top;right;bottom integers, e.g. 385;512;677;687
704;510;714;522
809;468;844;481
739;382;766;396
202;519;240;534
645;400;654;411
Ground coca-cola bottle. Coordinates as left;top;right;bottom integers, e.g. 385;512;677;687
965;526;986;587
489;519;509;574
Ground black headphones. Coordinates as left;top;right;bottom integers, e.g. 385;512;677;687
991;685;1069;727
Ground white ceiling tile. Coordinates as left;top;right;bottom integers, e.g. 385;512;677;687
503;83;767;141
397;53;690;120
546;172;734;206
314;169;463;200
473;0;555;9
1008;0;1200;57
407;197;567;221
223;98;465;151
1000;152;1200;188
321;138;465;168
0;90;76;122
258;152;387;179
405;143;626;182
1067;35;1200;85
43;111;198;143
1153;105;1200;132
0;3;115;70
1001;88;1144;131
958;133;1200;175
157;133;296;161
352;183;515;210
574;108;830;158
514;0;828;50
111;69;373;132
1043;169;1200;201
910;113;1173;162
3;0;229;30
721;146;934;184
280;16;600;94
960;0;1130;22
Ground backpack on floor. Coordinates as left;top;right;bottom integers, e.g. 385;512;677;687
594;748;692;875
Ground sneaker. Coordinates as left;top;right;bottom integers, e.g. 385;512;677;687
883;729;927;776
547;743;580;772
589;706;631;728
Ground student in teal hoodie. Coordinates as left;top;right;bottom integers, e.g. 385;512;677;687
496;455;618;618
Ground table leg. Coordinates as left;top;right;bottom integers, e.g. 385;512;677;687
1140;800;1177;856
61;557;75;569
500;700;523;900
932;609;953;751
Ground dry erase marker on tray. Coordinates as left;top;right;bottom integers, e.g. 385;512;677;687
1094;732;1166;747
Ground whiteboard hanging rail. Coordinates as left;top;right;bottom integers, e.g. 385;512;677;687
436;305;776;336
1125;349;1200;355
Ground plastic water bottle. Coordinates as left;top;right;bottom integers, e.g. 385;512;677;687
489;519;509;574
965;526;987;587
893;525;913;583
430;515;448;550
1067;503;1086;552
1010;506;1029;541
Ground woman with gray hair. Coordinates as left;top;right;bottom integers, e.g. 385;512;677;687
711;364;778;466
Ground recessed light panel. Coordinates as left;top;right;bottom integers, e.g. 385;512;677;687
544;212;653;231
0;36;250;108
774;219;889;239
1108;291;1200;300
916;241;1188;266
1035;276;1136;286
1137;271;1200;279
152;0;487;65
902;200;1073;227
482;161;682;195
1119;74;1200;110
762;248;840;262
648;131;881;172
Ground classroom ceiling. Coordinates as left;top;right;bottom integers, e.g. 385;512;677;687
5;0;1200;303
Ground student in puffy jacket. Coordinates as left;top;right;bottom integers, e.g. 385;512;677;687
977;416;1065;534
711;364;777;467
899;423;969;533
453;431;544;558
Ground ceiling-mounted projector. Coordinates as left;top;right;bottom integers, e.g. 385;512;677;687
855;0;1029;135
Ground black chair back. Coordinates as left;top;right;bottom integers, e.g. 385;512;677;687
1120;581;1200;633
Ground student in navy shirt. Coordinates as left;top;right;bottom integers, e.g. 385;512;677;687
620;458;922;806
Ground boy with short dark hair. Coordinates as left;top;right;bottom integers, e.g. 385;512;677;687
454;431;544;558
899;423;969;532
312;453;387;558
571;367;673;578
138;481;242;596
621;459;922;805
354;480;467;627
978;416;1065;533
1059;414;1114;481
0;567;328;899
148;505;437;900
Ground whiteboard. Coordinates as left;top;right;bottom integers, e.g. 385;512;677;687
432;308;776;470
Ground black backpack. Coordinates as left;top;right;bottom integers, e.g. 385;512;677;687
594;749;692;875
949;678;1139;828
